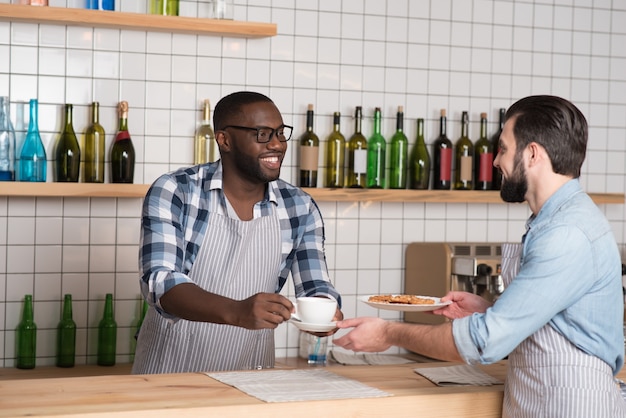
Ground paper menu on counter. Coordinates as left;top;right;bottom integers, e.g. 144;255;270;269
206;369;391;403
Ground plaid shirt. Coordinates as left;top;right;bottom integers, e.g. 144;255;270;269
139;161;341;319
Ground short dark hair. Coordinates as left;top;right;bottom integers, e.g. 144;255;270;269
213;91;274;131
505;95;588;178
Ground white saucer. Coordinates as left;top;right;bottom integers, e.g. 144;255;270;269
288;318;337;333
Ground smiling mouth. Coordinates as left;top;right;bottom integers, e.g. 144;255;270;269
260;155;282;169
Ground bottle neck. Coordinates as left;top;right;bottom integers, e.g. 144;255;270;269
480;117;487;139
202;101;211;123
22;295;33;321
103;295;114;320
306;110;314;132
62;295;73;320
118;115;128;132
65;105;73;129
373;109;381;134
28;100;38;132
354;107;362;133
439;116;447;137
416;118;424;142
396;112;403;132
461;112;469;137
333;112;341;132
92;102;100;125
499;109;505;129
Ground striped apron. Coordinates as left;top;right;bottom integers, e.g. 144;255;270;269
132;201;281;374
500;243;626;417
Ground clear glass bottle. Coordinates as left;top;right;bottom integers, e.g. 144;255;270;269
474;112;493;191
366;107;386;189
388;106;408;189
0;96;16;181
16;294;37;369
324;112;345;188
149;0;179;16
97;293;117;367
84;102;106;183
56;294;76;368
54;104;81;182
19;99;47;182
454;111;474;190
409;118;431;190
110;101;135;183
194;99;218;165
299;104;319;188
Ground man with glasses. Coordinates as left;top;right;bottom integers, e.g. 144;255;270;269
133;91;343;374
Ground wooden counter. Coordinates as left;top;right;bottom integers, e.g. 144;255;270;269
0;360;623;418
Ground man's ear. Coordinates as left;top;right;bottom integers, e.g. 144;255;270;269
216;130;229;153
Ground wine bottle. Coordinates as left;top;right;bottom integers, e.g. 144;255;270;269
110;101;135;183
0;96;16;181
16;294;36;369
491;108;506;190
84;102;105;183
454;111;473;190
345;106;367;188
324;112;345;188
54;104;81;182
19;99;47;182
388;106;408;189
432;109;452;190
409;118;431;190
298;104;319;188
367;107;386;189
194;99;218;165
474;112;493;190
97;293;117;366
56;294;76;368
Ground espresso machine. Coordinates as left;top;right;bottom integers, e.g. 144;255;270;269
404;242;503;325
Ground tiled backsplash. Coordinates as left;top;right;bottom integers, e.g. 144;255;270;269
0;0;625;367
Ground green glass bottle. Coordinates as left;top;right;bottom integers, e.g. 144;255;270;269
409;118;431;190
324;112;345;188
474;112;493;190
454;111;473;190
55;104;80;182
84;102;105;183
97;293;117;366
388;106;408;189
110;101;135;184
56;294;76;368
150;0;178;15
491;108;506;190
298;104;319;188
16;294;36;369
366;107;386;189
345;106;367;188
432;109;452;190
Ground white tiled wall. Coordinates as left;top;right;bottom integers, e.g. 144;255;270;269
0;0;625;367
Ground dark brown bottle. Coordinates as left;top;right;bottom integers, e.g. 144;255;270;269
110;101;135;183
432;109;452;190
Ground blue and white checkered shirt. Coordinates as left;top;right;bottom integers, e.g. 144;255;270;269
139;161;341;320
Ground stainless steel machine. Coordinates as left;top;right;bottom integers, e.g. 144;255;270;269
404;242;503;325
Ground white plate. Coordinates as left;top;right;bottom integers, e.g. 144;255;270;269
288;318;337;333
359;295;451;312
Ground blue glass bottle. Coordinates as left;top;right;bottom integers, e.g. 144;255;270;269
19;99;47;182
0;96;16;181
86;0;114;11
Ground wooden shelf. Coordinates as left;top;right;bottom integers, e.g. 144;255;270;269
0;182;623;204
0;4;277;38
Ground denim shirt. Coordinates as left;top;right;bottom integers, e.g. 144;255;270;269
453;179;624;374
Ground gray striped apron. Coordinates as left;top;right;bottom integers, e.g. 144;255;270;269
500;243;626;417
132;200;281;374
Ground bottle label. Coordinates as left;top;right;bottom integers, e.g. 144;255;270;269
354;149;367;174
116;130;131;141
460;155;473;181
479;152;493;182
439;148;452;181
300;145;319;171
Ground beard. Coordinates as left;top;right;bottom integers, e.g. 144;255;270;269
500;155;528;203
231;143;282;184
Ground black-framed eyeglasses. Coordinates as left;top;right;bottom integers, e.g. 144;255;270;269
222;124;293;143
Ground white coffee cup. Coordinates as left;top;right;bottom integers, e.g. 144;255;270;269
293;297;337;324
